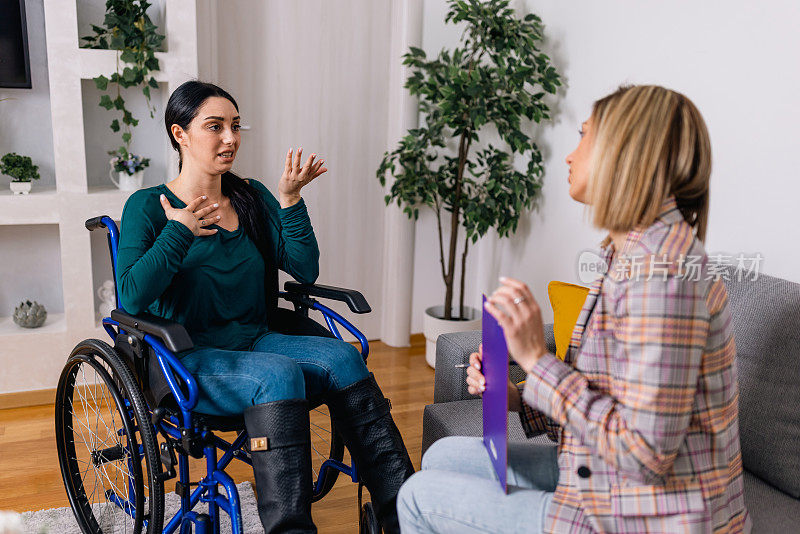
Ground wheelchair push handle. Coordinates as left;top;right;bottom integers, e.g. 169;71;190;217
85;215;110;231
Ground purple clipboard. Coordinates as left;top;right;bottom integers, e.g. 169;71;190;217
482;294;509;493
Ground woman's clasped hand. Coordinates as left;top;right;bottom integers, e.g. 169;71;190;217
159;193;221;236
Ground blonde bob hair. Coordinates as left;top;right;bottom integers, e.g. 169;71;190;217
587;85;711;242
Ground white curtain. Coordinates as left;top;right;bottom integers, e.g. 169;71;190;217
199;0;399;339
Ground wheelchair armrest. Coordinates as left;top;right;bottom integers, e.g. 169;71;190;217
110;309;194;353
283;282;371;314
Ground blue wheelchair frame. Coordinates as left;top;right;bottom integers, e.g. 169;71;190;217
94;215;370;534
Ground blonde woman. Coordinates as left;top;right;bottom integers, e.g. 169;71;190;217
398;85;750;533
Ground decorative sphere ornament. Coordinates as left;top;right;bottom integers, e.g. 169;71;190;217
13;300;47;328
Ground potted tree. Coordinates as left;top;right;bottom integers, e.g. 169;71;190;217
1;152;40;195
377;0;562;365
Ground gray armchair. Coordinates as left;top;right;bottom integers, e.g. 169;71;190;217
421;325;557;455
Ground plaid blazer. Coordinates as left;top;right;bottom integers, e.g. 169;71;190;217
519;197;751;533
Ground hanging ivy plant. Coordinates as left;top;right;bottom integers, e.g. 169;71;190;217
81;0;165;153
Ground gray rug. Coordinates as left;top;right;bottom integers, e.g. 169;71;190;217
21;481;261;533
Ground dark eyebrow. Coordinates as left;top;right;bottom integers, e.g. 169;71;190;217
203;115;241;121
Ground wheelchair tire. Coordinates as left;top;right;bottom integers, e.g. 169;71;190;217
308;405;345;502
359;501;380;534
55;339;165;534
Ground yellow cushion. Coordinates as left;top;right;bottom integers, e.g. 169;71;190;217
547;281;590;360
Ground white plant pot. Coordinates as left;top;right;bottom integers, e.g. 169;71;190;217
423;305;482;368
109;168;144;191
9;181;31;195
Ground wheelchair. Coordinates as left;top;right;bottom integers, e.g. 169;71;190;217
55;215;382;534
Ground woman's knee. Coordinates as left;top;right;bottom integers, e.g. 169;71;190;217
322;339;369;388
397;471;427;525
422;436;485;471
252;355;305;403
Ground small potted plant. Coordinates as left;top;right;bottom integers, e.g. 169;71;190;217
108;147;149;191
1;152;40;195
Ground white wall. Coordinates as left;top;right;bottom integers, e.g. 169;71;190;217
411;0;800;332
0;0;56;190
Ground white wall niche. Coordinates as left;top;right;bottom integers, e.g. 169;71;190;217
0;223;65;332
76;0;168;52
81;79;169;192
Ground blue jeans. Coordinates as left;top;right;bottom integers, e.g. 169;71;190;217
397;436;558;533
179;332;370;416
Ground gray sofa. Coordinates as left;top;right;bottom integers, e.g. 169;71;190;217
422;266;800;532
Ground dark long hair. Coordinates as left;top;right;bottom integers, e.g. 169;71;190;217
164;80;274;266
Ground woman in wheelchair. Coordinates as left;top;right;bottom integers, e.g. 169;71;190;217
116;80;414;533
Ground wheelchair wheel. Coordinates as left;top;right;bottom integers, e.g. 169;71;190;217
309;404;345;502
55;339;164;533
359;501;380;534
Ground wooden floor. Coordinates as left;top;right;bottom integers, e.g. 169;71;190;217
0;334;433;533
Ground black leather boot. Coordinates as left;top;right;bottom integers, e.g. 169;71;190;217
243;399;316;534
326;374;415;534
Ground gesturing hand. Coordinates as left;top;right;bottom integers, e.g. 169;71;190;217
159;194;221;237
484;277;548;374
278;147;327;208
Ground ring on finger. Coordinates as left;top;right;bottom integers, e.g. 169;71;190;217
513;295;525;305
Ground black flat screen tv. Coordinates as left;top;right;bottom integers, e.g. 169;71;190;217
0;0;32;88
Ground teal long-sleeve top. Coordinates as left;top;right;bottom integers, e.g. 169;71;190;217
116;180;319;352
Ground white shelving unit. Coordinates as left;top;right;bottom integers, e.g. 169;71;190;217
0;1;198;400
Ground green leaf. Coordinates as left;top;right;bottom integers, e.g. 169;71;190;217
145;57;160;71
142;85;150;100
113;96;125;111
109;34;124;50
148;77;159;89
99;94;114;110
122;67;136;82
120;49;137;63
122;132;132;144
93;75;109;91
110;119;120;132
408;46;427;58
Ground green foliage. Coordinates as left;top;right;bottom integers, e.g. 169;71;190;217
0;153;40;182
81;0;164;154
377;0;561;319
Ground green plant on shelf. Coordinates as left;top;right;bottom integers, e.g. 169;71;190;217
81;0;165;155
0;152;40;183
